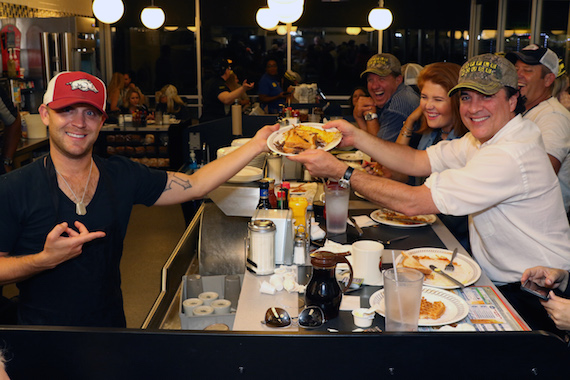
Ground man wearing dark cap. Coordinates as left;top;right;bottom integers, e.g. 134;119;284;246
506;45;570;216
0;71;277;327
354;53;419;141
290;54;570;333
201;58;254;122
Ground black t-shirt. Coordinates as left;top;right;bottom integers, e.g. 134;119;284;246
0;155;167;327
200;76;229;122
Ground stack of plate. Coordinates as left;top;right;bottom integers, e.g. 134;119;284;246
217;139;266;169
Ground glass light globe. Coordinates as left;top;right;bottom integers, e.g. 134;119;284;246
92;0;125;24
276;25;288;35
346;27;362;36
256;7;279;30
268;0;304;24
368;8;393;31
141;6;166;30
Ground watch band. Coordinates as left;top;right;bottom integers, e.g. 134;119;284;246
339;166;354;188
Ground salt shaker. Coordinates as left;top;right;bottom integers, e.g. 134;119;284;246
293;228;306;265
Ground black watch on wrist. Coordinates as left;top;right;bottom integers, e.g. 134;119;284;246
339;167;354;188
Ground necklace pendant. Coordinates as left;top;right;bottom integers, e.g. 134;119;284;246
76;202;87;216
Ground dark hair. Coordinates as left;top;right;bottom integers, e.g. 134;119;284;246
213;58;231;76
505;87;526;115
417;62;468;137
349;86;369;111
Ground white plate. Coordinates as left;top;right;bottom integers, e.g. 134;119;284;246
354;191;368;200
336;152;364;161
394;248;481;289
370;209;436;227
369;286;470;326
267;123;342;156
227;166;263;183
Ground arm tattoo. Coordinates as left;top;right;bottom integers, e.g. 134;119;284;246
164;172;192;192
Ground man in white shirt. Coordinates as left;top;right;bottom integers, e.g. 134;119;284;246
290;54;570;333
506;45;570;217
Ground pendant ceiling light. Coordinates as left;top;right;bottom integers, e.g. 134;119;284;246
346;27;362;36
268;0;304;24
141;1;166;30
368;8;393;31
92;0;125;24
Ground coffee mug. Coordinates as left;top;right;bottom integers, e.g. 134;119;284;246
351;240;384;285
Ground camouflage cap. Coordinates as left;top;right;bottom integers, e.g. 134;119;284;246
360;53;402;78
448;54;518;96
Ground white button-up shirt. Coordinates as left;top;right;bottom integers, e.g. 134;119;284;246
424;115;570;284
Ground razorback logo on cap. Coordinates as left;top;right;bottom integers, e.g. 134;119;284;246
66;79;99;93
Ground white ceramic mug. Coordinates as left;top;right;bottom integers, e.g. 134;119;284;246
351;240;384;285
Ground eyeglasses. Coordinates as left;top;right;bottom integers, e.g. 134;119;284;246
263;306;326;329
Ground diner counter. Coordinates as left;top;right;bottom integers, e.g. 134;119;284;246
146;197;527;332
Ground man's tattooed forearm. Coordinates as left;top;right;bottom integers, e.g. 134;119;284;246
164;173;192;192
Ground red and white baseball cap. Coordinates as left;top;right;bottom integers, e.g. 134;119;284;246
43;71;107;117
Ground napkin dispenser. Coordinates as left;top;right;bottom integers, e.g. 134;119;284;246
252;208;294;265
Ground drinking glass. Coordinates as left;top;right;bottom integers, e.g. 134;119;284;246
383;268;423;332
224;274;241;311
186;274;203;298
324;181;350;235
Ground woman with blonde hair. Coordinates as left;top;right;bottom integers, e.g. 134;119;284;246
107;72;125;112
155;84;191;121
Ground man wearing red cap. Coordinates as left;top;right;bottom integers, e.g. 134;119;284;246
0;71;277;327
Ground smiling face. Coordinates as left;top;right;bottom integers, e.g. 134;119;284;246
366;73;402;108
420;81;453;131
514;61;555;110
40;103;104;159
459;88;516;144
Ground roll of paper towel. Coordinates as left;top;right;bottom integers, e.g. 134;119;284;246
231;102;242;136
24;114;47;139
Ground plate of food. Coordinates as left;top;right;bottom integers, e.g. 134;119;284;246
267;123;342;156
394;248;481;289
370;208;436;227
369;286;470;326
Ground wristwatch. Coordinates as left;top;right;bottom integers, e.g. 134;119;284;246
339;167;354;188
2;157;12;167
364;112;378;121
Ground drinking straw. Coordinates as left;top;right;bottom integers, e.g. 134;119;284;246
391;251;405;326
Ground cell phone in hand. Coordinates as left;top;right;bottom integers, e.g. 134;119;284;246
521;280;550;300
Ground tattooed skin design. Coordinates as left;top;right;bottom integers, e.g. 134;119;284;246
164;172;192;192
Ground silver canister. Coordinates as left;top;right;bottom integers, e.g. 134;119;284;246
245;219;276;275
266;152;283;185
